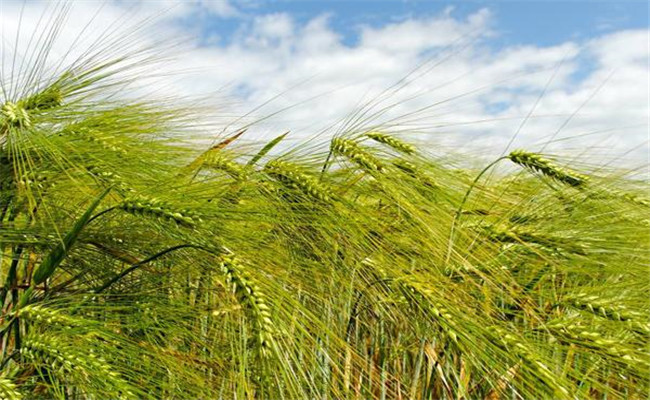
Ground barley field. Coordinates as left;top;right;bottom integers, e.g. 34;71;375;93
0;4;648;400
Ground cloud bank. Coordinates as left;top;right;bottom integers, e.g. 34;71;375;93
1;1;647;165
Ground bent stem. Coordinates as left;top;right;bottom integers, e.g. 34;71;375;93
445;156;507;265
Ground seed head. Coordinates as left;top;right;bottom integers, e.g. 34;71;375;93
331;137;384;172
365;131;416;154
508;150;588;187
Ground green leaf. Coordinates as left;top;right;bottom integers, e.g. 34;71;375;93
247;131;288;167
32;188;111;285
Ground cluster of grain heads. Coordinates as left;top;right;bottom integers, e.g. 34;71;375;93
265;159;333;203
365;132;416;155
219;255;275;357
331;137;385;172
508;150;589;187
118;196;200;227
0;376;22;400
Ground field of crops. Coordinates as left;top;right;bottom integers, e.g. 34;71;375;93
0;9;649;400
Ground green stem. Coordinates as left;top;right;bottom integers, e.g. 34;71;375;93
93;244;216;293
444;156;507;265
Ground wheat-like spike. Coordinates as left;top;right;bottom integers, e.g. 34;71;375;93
118;196;200;227
508;150;589;187
482;225;586;255
14;304;82;328
17;171;53;190
204;155;246;179
591;188;650;207
0;376;22;400
64;127;128;155
1;102;31;129
565;294;650;334
487;325;569;397
86;166;132;193
392;159;437;188
331;137;385;172
365;132;416;155
22;85;64;111
21;335;133;396
265;160;333;203
398;280;460;344
219;255;275;357
546;322;649;370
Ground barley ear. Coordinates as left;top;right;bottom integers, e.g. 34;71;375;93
331;137;385;172
508;150;588;187
0;376;22;400
365;132;416;155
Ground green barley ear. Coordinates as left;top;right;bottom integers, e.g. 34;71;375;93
22;84;64;111
219;255;275;357
487;325;570;397
14;304;84;328
365;131;416;154
118;196;200;227
203;154;246;180
21;335;135;398
331;137;385;172
508;150;589;187
1;102;31;129
265;159;333;203
0;376;21;400
565;293;650;334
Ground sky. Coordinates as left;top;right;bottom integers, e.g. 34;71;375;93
1;0;649;165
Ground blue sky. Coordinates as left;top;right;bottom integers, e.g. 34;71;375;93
186;0;649;47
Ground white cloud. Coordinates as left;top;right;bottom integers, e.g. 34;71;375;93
0;1;647;165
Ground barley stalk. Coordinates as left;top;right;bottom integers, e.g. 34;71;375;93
546;322;649;370
14;304;82;328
